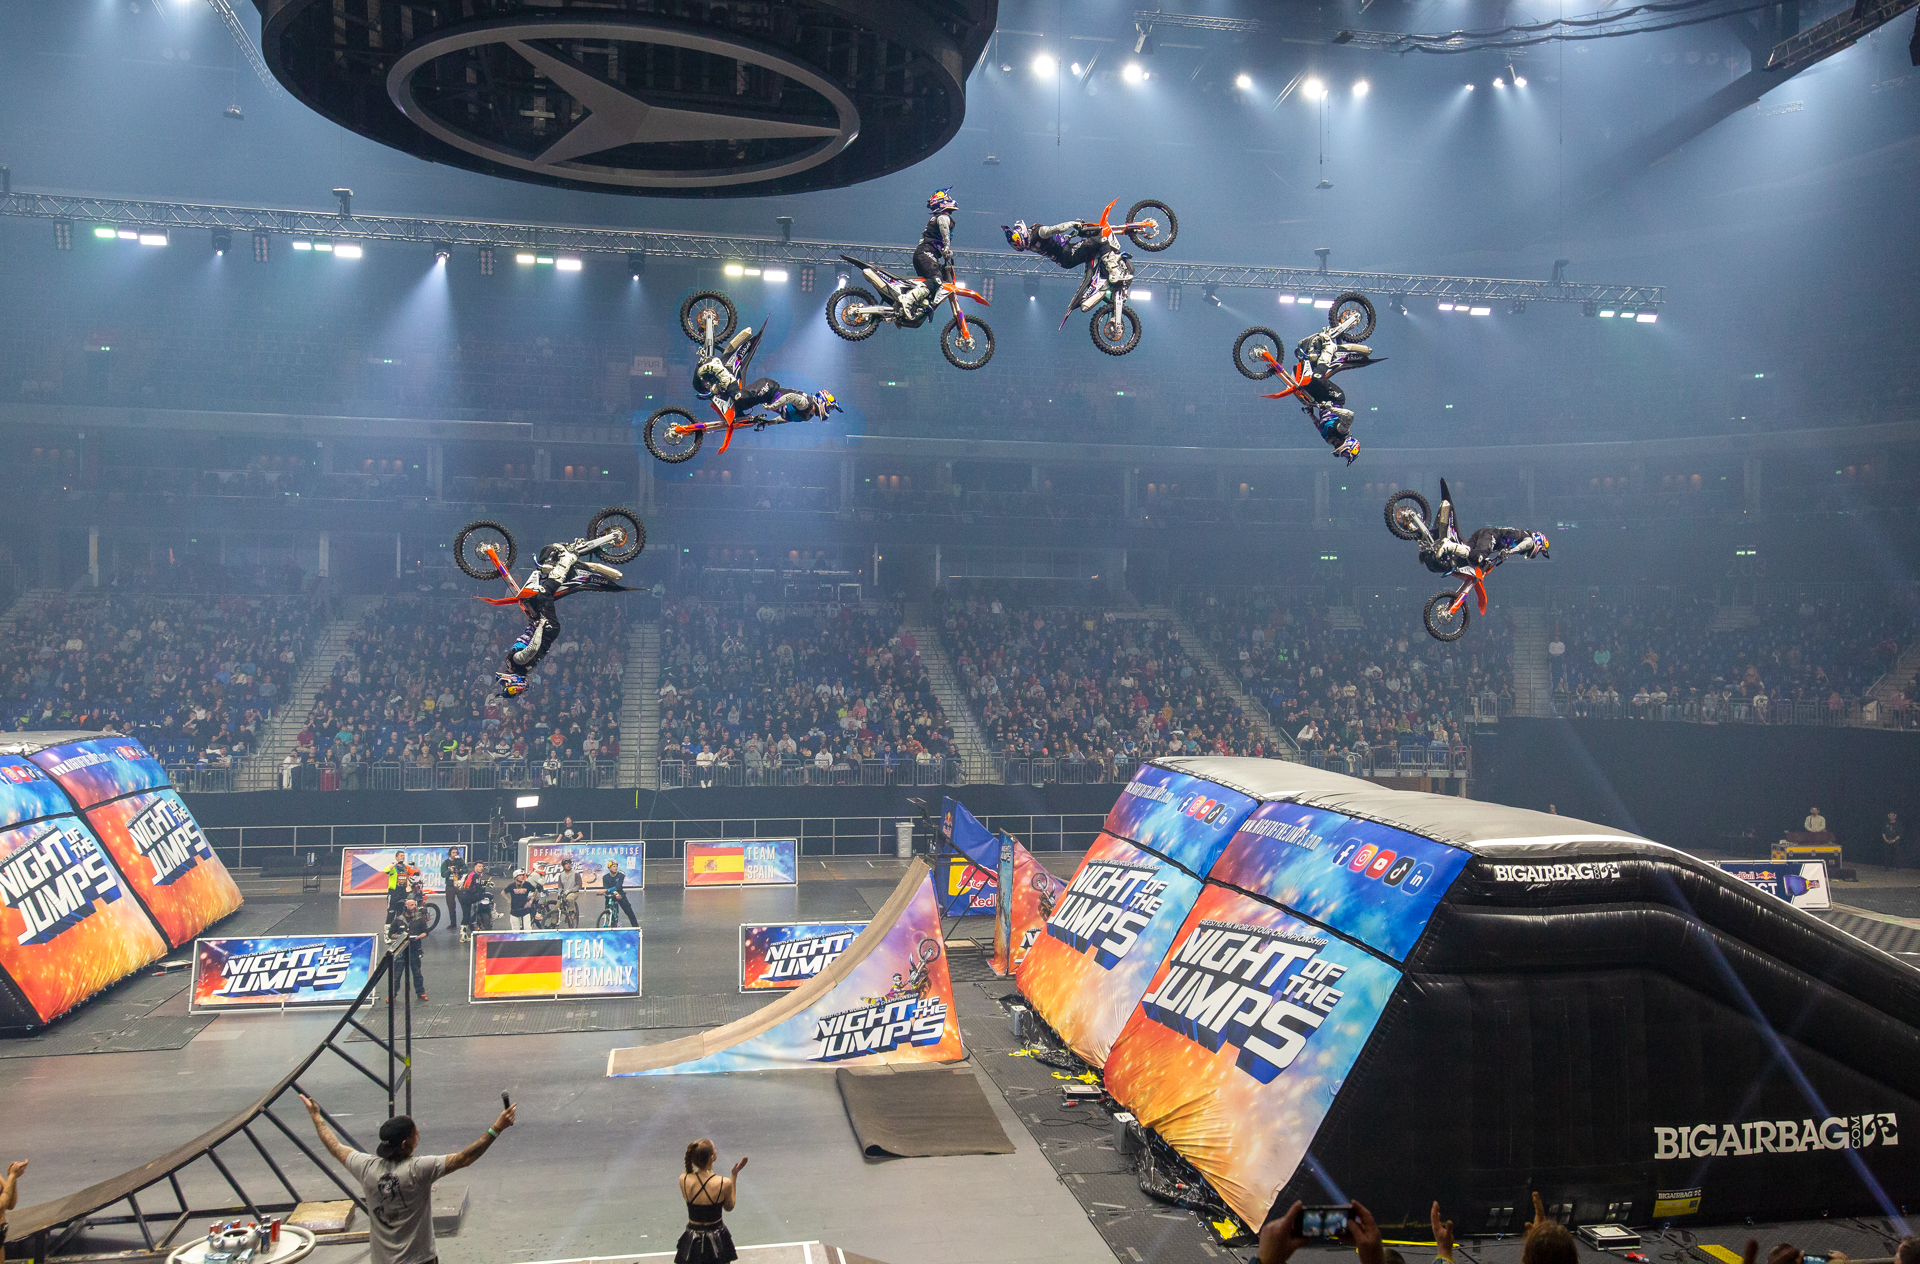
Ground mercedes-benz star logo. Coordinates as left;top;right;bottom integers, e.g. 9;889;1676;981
387;19;861;190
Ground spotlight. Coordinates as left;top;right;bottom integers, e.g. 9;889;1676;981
432;240;451;262
1304;77;1324;99
1465;83;1476;91
334;243;364;259
1582;300;1598;317
291;240;313;251
763;268;789;283
1388;294;1407;315
1469;306;1491;316
1636;312;1658;323
1493;77;1506;88
515;252;536;265
1032;53;1057;77
1235;73;1253;90
252;230;270;262
1352;80;1369;97
1134;288;1152;301
1598;309;1615;318
479;246;496;275
1123;63;1144;84
724;263;745;276
627;250;646;278
1513;75;1528;87
1438;302;1455;311
54;220;72;251
1071;62;1084;76
1507;65;1525;87
1025;277;1039;301
554;256;582;271
138;230;169;247
331;187;352;218
1509;300;1526;315
211;228;230;255
1204;286;1221;306
1278;293;1295;304
314;240;334;252
799;263;815;292
92;226;115;239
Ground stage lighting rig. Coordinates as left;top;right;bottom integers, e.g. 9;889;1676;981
479;246;496;275
252;230;269;262
212;228;231;255
432;240;452;261
1508;299;1526;315
331;187;352;218
53;219;72;251
628;251;647;278
1582;300;1599;317
1388;294;1407;315
1204;286;1220;306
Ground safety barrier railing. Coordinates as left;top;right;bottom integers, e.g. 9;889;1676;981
1553;694;1916;729
655;754;1155;789
254;758;624;792
1290;746;1472;778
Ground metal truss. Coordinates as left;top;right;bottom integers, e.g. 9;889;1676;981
9;950;417;1262
1767;0;1920;71
0;189;1663;309
206;1;284;97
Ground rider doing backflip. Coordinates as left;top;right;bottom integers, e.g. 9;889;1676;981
494;542;632;697
1002;218;1133;312
1293;323;1373;463
692;327;842;427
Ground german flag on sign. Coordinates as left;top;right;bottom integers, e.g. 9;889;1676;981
477;937;563;995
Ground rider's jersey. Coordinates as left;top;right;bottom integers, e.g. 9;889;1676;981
919;211;954;255
1030;221;1101;268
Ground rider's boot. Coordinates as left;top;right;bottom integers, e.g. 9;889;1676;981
580;560;623;582
898;281;930;319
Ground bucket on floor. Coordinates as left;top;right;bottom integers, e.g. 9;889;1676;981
895;820;914;859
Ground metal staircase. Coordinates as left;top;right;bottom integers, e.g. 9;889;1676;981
902;621;996;779
1152;607;1298;755
625;619;660;789
241;596;383;790
1508;607;1554;718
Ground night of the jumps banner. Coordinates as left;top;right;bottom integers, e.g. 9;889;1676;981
942;797;999;869
1103;765;1257;873
992;838;1063;977
1101;884;1401;1228
740;921;869;991
86;789;242;949
1212;802;1471;961
523;841;647;891
339;845;467;898
26;737;170;810
0;814;169;1025
1014;831;1205;1067
470;928;642;1001
684;838;798;888
611;869;963;1074
191;934;376;1012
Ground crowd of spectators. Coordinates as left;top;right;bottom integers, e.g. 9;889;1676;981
656;601;955;780
935;592;1271;765
1;592;328;765
288;594;626;789
1184;590;1500;767
1543;593;1916;724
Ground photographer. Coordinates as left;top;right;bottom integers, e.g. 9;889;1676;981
298;1093;514;1264
439;849;468;935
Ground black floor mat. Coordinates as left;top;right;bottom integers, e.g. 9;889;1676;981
342;991;769;1040
1821;910;1920;956
836;1066;1015;1157
1835;887;1920;919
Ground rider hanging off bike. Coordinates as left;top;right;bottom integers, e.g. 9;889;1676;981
1002;218;1133;312
692;327;840;428
493;543;631;696
1234;293;1384;465
900;188;959;321
1394;479;1550;574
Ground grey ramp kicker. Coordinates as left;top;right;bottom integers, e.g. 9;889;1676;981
836;1067;1015;1158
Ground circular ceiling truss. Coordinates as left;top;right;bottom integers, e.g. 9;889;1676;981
254;0;994;198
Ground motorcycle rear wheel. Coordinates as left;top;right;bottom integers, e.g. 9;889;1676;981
680;290;738;344
1385;490;1433;541
1423;591;1471;642
454;520;517;580
1233;327;1283;380
1090;304;1142;356
587;507;646;564
940;314;995;369
825;286;881;341
643;407;704;464
1125;200;1178;252
1329;291;1377;342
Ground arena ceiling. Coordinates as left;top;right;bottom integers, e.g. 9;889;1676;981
252;0;996;197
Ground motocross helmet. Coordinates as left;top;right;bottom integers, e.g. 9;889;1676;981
1003;220;1032;251
1335;436;1361;464
927;188;958;214
537;544;562;566
813;390;842;416
1530;531;1551;558
494;672;528;697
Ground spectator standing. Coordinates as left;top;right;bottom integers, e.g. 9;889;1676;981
677;1140;746;1264
558;817;584;848
384;851;417;915
488;807;507;864
439;849;467;935
506;870;540;931
387;897;432;1003
1;1159;25;1254
602;860;638;927
298;1093;514;1264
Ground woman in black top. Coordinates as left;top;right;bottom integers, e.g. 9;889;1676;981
676;1139;745;1264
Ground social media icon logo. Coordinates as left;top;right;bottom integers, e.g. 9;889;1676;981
1402;862;1436;894
1366;850;1397;880
1384;856;1416;886
1332;841;1361;869
1349;844;1378;874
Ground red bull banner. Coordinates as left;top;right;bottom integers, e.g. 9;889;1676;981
992;838;1064;976
945;859;998;915
1101;884;1402;1227
1015;831;1206;1067
740;921;869;991
85;789;242;948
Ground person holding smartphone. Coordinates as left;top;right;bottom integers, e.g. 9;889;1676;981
1260;1199;1384;1264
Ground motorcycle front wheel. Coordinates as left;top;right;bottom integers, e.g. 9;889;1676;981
1385;490;1433;541
421;902;442;932
825;286;882;341
680;290;738;344
940;314;995;369
1329;291;1377;342
587;507;646;563
454;520;517;580
1423;591;1471;642
1233;327;1283;380
643;408;704;464
1090;304;1142;356
1125;199;1178;252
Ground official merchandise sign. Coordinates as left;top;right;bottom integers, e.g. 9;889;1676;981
1212;802;1472;962
684;838;799;888
523;841;647;891
470;928;642;1002
339;845;467;898
739;921;869;991
1102;765;1258;874
0;813;168;1025
1014;830;1206;1068
86;788;243;949
1719;860;1832;911
190;934;377;1012
1102;884;1402;1228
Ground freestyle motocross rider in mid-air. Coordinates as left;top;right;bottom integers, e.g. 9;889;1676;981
1001;218;1133;311
493;544;633;698
692;326;842;427
898;188;959;321
1422;526;1551;574
1293;323;1374;463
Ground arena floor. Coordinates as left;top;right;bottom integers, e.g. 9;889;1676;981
3;854;1917;1264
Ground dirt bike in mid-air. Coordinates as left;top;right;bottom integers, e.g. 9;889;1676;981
1234;292;1383;464
1060;199;1178;356
826;256;995;370
643;290;837;463
1384;479;1549;641
452;509;646;601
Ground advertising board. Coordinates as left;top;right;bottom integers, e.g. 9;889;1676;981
684;839;799;888
190;934;377;1012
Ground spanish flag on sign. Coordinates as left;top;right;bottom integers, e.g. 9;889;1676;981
688;846;746;884
477;937;563;995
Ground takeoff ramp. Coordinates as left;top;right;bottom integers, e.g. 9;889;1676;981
1016;757;1920;1230
608;859;965;1075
